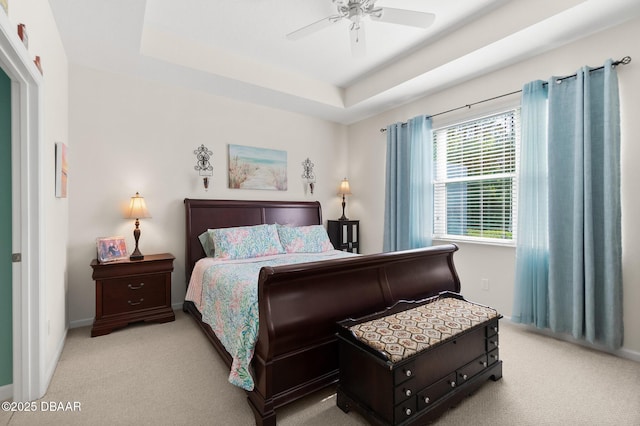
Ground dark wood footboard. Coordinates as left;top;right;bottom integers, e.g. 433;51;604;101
250;244;460;424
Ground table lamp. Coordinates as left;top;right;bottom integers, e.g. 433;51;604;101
338;178;352;220
125;192;151;260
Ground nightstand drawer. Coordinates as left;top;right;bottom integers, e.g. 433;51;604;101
102;274;166;315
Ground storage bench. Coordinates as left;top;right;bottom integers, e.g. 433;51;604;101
336;292;502;425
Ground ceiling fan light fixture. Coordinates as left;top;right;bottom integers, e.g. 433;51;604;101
287;0;435;56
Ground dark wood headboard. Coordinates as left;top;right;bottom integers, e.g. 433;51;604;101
183;199;323;282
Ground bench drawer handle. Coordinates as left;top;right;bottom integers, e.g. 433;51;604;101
128;298;144;306
128;283;144;290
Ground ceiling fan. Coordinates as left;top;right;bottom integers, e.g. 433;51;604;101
286;0;436;57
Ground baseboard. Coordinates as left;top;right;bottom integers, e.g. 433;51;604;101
0;383;13;401
507;319;640;363
2;330;67;403
619;347;640;362
41;327;68;396
68;317;93;329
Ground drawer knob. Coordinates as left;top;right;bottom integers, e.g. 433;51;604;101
128;298;144;306
450;381;456;388
128;283;145;290
424;396;430;404
492;340;498;347
405;408;412;416
493;326;498;332
482;361;488;367
461;374;468;380
405;389;412;397
405;369;412;377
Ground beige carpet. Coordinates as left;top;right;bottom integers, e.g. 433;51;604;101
2;310;639;426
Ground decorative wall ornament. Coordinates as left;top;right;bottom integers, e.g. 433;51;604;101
194;144;213;190
17;24;28;49
33;55;42;74
301;157;316;195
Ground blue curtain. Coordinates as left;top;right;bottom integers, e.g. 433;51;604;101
512;81;550;328
547;60;623;349
383;115;433;251
513;60;623;350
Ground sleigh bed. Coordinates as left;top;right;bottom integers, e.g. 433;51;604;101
183;199;461;425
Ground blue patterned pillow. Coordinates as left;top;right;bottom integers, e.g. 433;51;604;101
277;225;334;253
212;224;285;260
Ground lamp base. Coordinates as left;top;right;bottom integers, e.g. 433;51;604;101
130;219;144;260
339;195;348;221
129;249;144;261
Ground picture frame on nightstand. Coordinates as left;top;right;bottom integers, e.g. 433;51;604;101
96;236;128;263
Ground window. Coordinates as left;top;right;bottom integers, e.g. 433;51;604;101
433;109;520;244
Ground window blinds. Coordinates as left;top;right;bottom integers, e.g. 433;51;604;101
433;109;520;243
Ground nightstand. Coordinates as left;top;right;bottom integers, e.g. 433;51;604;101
90;253;175;337
328;220;360;253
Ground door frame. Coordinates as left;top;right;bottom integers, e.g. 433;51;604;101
0;12;44;401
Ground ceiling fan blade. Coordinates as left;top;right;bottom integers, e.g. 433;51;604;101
350;24;366;57
286;15;341;41
371;7;435;28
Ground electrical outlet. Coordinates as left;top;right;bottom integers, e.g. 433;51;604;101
481;278;489;291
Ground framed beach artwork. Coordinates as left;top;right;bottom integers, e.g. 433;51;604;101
228;144;288;190
55;142;68;198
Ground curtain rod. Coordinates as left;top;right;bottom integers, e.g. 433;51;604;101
379;56;631;133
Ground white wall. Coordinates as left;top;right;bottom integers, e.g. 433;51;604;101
347;18;640;356
8;0;69;387
66;65;349;325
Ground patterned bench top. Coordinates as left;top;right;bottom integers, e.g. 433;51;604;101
348;297;499;363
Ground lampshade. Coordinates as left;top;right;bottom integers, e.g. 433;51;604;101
338;178;352;196
126;192;151;220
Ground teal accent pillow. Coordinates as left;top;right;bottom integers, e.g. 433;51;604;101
212;224;285;260
277;225;334;253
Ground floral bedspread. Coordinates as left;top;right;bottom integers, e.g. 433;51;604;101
185;251;357;391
